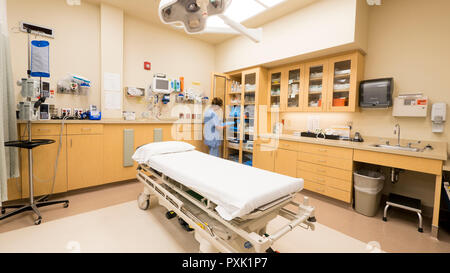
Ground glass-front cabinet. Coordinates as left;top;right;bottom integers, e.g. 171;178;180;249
303;60;328;112
242;71;258;166
268;70;282;111
222;68;264;167
282;65;303;112
224;73;242;164
327;52;362;112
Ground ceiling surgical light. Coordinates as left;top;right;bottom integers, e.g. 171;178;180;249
159;0;263;43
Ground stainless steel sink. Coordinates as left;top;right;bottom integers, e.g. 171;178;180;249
370;144;421;152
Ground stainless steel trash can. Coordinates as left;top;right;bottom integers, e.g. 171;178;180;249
354;170;385;217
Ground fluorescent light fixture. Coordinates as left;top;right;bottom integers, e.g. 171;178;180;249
66;0;81;6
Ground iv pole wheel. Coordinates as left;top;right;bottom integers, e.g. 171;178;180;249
63;202;69;208
138;193;150;211
1;208;5;215
34;217;42;225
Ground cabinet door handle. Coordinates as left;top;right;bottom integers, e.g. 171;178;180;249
318;149;328;152
70;139;73;148
38;129;50;132
318;159;326;163
81;128;92;131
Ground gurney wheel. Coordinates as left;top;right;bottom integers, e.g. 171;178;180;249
137;193;150;211
166;211;177;219
265;247;279;253
178;218;194;232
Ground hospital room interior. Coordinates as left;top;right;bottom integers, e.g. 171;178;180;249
0;0;450;254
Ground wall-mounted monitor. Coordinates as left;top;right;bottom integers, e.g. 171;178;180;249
359;78;393;108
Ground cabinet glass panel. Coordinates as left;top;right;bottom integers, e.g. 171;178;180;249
307;65;324;108
331;60;351;107
287;68;301;109
270;72;281;109
244;73;256;148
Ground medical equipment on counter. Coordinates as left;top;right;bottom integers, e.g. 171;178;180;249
18;78;40;98
134;143;316;253
152;74;171;94
39;104;51;120
393;93;428;117
432;102;447;133
88;105;101;120
159;0;262;43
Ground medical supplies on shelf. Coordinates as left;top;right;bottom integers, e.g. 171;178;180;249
125;87;145;97
309;84;323;92
57;74;91;95
231;81;242;93
245;83;256;92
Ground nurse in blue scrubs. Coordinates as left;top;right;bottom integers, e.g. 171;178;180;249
203;98;227;157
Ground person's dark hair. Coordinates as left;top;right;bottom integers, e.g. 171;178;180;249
211;97;223;107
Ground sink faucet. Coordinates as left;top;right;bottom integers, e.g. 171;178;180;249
394;124;401;146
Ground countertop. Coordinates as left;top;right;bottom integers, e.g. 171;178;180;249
259;133;448;161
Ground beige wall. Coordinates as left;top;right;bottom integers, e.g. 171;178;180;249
280;0;450;207
100;3;123;119
122;15;215;119
215;0;360;73
7;0;101;110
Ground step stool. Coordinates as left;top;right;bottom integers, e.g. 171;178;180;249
382;193;423;233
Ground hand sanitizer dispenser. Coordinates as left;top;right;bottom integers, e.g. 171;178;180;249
432;103;446;133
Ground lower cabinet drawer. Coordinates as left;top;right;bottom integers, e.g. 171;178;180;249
297;161;352;181
325;186;352;203
299;169;352;192
298;152;353;170
303;180;326;194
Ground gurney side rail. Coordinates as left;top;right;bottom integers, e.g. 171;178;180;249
137;164;315;253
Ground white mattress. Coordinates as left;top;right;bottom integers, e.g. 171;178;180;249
137;150;303;221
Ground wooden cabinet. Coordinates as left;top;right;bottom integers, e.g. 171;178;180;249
327;52;364;112
262;51;365;114
253;144;275;172
274;148;297;177
297;142;354;203
20;132;68;198
67;134;104;190
9;122;200;202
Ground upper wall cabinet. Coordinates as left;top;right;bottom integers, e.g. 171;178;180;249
327;52;364;112
265;51;365;113
268;69;283;111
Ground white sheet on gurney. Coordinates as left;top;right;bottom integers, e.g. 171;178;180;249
141;150;303;221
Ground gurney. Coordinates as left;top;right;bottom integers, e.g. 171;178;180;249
133;142;316;253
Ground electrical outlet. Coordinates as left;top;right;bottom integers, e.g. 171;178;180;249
73;108;83;118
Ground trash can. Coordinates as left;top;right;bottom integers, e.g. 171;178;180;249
354;170;385;217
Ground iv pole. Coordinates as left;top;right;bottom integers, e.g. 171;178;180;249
0;29;69;225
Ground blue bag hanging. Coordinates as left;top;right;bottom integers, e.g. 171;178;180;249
30;40;50;78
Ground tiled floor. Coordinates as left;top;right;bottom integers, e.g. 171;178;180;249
0;180;449;252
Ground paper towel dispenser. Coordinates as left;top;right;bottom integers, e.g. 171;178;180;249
359;78;393;108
